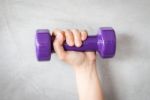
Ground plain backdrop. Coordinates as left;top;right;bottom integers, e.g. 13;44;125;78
0;0;150;100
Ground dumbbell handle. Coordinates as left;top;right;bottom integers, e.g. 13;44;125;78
51;35;98;52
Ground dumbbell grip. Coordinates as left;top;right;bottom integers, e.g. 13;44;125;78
51;35;98;53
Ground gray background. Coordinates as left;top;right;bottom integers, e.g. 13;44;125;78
0;0;150;100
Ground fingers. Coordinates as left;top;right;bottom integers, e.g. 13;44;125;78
52;29;66;60
52;28;88;60
71;29;82;47
70;29;88;47
57;29;87;47
81;30;88;41
64;29;74;46
53;29;88;47
52;29;65;45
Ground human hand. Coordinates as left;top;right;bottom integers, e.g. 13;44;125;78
52;29;103;100
52;29;96;71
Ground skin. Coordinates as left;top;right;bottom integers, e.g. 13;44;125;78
52;29;104;100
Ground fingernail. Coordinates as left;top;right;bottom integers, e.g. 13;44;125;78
76;42;82;47
69;42;74;46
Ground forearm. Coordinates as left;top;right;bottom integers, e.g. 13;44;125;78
74;63;104;100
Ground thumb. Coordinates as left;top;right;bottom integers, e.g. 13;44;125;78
53;30;67;60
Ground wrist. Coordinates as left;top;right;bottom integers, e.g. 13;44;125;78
73;62;97;75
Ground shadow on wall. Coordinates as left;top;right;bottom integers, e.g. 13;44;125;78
97;33;135;100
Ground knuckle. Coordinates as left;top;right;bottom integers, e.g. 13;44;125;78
52;29;64;36
64;29;70;32
72;29;79;33
81;30;87;34
83;31;88;36
65;30;71;36
64;29;72;38
74;32;81;38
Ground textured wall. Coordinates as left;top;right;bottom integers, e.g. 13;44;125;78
0;0;150;100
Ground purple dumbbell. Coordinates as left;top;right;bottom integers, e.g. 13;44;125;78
35;27;116;61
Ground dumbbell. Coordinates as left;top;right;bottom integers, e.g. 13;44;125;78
35;27;116;61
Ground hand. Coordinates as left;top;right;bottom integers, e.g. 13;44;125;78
52;29;103;100
52;29;96;71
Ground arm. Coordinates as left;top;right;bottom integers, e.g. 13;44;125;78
52;29;104;100
74;63;104;100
